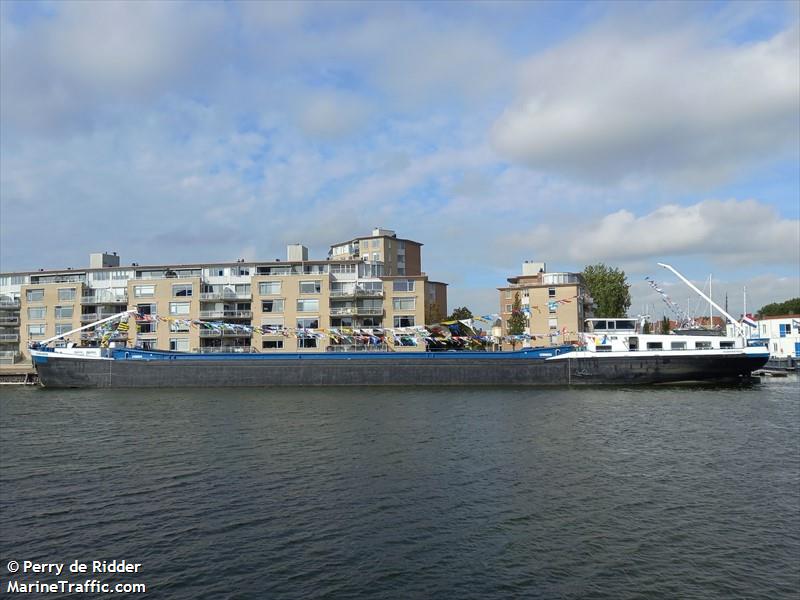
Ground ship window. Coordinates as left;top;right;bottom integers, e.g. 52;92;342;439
596;345;612;352
670;342;686;350
593;320;606;330
720;341;735;349
695;341;712;349
646;342;663;350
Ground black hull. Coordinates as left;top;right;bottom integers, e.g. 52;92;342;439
35;354;769;388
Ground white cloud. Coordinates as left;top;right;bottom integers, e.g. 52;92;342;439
295;90;374;138
492;22;800;184
522;199;799;267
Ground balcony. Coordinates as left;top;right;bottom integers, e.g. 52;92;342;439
80;312;123;322
0;316;19;325
198;329;251;338
193;346;258;354
0;299;20;309
329;307;383;316
199;292;251;301
0;334;19;342
199;310;252;319
137;331;158;339
329;288;384;298
0;350;20;364
81;295;129;304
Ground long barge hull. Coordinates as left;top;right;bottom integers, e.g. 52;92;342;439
33;352;769;388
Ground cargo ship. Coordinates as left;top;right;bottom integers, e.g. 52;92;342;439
29;264;769;388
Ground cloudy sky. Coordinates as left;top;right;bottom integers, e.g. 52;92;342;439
1;0;798;318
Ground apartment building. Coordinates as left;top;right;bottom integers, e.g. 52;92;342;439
0;229;447;359
498;261;590;348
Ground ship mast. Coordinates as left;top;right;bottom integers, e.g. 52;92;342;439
36;310;136;347
657;263;744;337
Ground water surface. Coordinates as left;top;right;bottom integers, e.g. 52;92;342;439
1;379;798;598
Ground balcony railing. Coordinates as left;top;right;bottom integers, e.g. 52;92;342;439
198;329;252;338
80;312;123;322
329;307;383;316
199;292;251;301
0;316;19;325
81;296;129;304
0;350;20;364
329;288;384;298
327;344;389;352
199;310;252;319
193;346;259;353
80;332;127;341
0;300;20;308
0;334;19;342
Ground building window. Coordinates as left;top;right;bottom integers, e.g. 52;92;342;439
393;280;415;292
548;302;557;314
137;303;156;316
170;320;190;332
505;290;512;299
548;288;556;298
779;324;790;337
169;302;191;316
394;316;415;327
169;338;190;352
297;299;319;313
360;317;382;327
259;281;281;295
393;297;416;311
172;284;193;297
55;305;74;319
299;280;321;294
262;339;284;349
261;299;284;313
298;337;318;349
134;285;155;298
261;317;285;331
505;304;512;313
55;323;73;336
297;318;319;329
28;324;45;336
26;289;44;302
27;306;46;320
548;318;558;330
58;288;76;301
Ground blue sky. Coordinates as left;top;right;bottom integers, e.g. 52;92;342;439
1;0;798;318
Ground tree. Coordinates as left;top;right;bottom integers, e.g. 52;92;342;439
757;298;800;318
447;306;473;321
661;316;671;334
581;264;631;318
507;292;526;350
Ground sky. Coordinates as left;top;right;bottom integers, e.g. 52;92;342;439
1;0;798;319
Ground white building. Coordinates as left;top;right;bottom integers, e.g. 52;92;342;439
754;315;800;358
